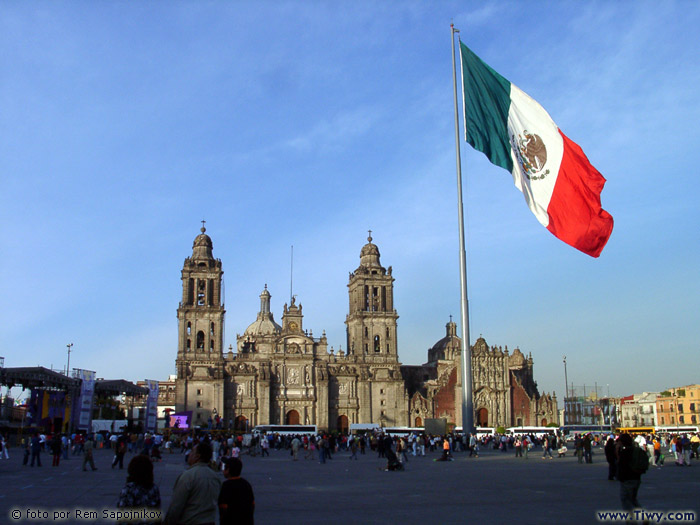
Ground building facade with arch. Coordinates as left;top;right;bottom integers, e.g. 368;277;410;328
174;228;557;431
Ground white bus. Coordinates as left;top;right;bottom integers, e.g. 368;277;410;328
654;425;699;435
383;426;424;437
506;426;557;438
453;427;495;438
349;423;381;434
251;424;318;436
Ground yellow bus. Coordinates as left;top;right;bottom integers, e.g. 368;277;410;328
616;426;654;436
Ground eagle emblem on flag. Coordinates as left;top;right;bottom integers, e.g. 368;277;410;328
513;131;550;180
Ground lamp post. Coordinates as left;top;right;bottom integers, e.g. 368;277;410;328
563;356;569;425
66;343;73;376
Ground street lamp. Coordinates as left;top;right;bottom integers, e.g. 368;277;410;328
563;356;569;425
66;343;73;376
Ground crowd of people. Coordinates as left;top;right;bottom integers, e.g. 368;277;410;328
3;425;697;524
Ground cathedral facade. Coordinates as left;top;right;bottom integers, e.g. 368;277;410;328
174;228;557;431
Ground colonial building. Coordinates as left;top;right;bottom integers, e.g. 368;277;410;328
175;227;557;431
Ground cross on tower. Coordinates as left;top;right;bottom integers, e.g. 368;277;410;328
368;229;372;242
201;219;206;232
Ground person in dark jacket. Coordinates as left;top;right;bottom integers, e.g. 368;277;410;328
30;433;42;467
219;457;254;525
604;436;617;480
50;435;62;467
615;433;642;510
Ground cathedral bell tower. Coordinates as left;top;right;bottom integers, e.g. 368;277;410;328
345;232;398;362
175;224;225;423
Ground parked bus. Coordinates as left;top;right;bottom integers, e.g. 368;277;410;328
654;425;699;435
559;424;611;436
251;424;318;436
349;423;381;434
506;426;557;437
454;427;495;438
616;426;654;436
383;426;424;437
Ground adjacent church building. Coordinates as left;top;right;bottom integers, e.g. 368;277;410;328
174;227;557;432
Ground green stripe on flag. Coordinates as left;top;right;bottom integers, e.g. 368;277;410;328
460;41;513;172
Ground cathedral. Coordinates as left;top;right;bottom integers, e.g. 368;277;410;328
174;227;557;432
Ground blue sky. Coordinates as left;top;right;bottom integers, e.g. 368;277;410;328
2;1;699;401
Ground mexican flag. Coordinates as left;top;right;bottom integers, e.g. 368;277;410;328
459;41;613;257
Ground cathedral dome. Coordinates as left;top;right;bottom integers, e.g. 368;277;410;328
428;319;461;362
359;232;383;269
244;316;282;336
192;226;214;260
244;286;281;336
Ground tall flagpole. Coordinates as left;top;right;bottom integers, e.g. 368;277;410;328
451;24;474;435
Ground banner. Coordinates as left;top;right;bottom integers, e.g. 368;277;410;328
76;370;96;431
145;380;159;433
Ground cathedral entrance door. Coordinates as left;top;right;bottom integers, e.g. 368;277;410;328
234;415;248;432
477;408;488;427
415;416;423;427
337;415;349;433
286;410;300;425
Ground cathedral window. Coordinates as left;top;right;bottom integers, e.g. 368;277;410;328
210;340;214;351
374;335;380;352
364;344;368;353
196;401;202;408
386;344;389;353
187;339;191;350
364;327;368;338
196;331;205;349
364;286;369;311
197;280;206;306
385;327;390;339
381;287;386;311
187;322;191;335
208;279;214;305
210;323;215;336
188;279;194;304
197;389;202;395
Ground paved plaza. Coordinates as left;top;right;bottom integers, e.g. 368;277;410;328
0;444;698;524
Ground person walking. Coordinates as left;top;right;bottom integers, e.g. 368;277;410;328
82;435;98;471
583;434;593;463
22;436;30;466
51;434;62;467
0;434;9;460
30;433;42;467
542;435;553;459
290;436;301;461
604;435;617;480
112;436;127;469
514;437;523;457
615;433;646;511
349;437;359;460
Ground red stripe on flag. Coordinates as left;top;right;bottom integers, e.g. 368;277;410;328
546;130;614;257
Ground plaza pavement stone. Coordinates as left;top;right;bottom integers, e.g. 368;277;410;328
0;445;698;524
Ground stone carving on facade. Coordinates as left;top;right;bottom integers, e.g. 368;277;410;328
288;367;300;385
